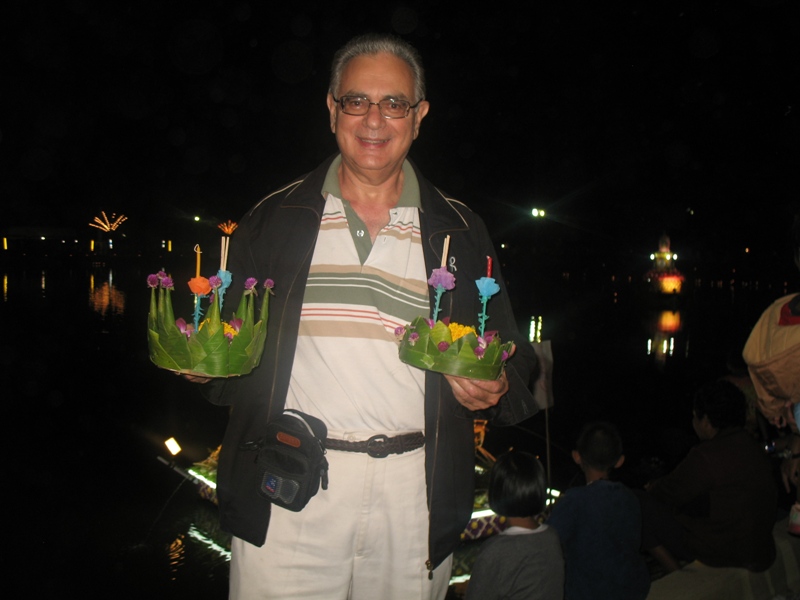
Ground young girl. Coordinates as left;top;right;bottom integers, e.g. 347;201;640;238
465;451;564;600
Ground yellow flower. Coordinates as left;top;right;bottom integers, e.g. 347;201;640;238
223;322;239;338
448;322;476;341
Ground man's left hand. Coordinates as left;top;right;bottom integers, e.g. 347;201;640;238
444;371;509;411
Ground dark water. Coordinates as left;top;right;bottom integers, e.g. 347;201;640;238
1;256;794;597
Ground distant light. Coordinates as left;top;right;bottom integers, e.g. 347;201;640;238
531;208;546;218
650;253;655;260
165;437;182;456
672;253;678;260
194;216;201;222
41;236;46;241
745;247;750;253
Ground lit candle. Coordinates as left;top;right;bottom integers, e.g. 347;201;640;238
486;256;492;278
194;244;201;278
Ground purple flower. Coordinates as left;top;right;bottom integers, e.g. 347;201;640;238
484;331;497;344
428;267;456;290
394;326;406;338
147;274;159;288
501;351;509;362
245;277;258;290
176;318;192;338
473;346;486;359
264;278;275;290
229;317;243;332
437;341;450;352
425;318;435;328
161;277;174;289
157;270;167;279
475;277;500;298
209;275;222;288
409;332;419;345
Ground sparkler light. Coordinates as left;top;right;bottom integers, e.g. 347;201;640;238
89;211;128;232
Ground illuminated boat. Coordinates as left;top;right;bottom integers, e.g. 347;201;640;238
645;235;684;296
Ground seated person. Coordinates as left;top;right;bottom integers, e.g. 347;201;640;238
466;451;564;600
547;422;650;600
646;379;778;571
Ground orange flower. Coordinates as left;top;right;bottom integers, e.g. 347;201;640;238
188;277;212;296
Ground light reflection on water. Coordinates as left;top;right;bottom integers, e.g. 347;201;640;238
89;269;127;318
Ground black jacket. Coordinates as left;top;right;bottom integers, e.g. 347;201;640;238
203;155;539;570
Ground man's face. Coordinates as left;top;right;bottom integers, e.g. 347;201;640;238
327;52;429;180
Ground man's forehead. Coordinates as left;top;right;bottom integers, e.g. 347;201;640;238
338;53;415;98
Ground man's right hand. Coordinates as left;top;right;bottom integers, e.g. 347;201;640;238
181;373;213;384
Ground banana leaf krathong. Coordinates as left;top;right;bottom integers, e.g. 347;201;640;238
147;273;273;377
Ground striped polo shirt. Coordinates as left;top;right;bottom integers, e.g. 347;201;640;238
284;157;430;432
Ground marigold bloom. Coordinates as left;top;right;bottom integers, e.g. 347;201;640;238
448;322;476;341
223;322;239;340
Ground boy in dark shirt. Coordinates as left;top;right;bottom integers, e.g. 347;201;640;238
547;422;650;600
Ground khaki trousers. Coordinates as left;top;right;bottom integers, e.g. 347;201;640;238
230;442;452;600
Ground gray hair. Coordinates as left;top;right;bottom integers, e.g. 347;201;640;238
329;33;426;103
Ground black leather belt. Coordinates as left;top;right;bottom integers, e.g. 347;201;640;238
324;432;424;458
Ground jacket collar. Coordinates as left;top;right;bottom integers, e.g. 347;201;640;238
278;154;471;233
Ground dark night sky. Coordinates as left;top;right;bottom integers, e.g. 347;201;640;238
3;0;800;268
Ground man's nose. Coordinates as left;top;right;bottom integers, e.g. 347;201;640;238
364;103;385;127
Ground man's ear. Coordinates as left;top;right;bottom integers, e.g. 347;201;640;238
571;450;581;466
326;94;337;133
615;455;625;470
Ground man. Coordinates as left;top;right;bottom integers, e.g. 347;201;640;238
197;34;538;599
646;380;778;571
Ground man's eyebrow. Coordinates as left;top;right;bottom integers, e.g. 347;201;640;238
341;91;412;101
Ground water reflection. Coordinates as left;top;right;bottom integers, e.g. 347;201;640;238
89;269;126;317
646;309;684;365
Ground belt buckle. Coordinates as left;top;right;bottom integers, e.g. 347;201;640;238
366;434;390;458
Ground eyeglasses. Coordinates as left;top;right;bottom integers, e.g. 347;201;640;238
333;95;423;119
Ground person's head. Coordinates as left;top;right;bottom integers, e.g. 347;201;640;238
329;33;426;106
692;379;747;439
326;34;430;179
488;451;548;518
572;421;625;475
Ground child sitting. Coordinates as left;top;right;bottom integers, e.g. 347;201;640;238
547;422;650;600
465;451;564;600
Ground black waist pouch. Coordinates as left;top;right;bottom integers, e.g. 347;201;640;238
247;409;329;512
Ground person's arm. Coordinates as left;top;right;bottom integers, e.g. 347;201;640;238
647;447;711;509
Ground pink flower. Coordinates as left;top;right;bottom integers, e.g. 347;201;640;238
176;318;192;338
437;341;450;352
428;267;455;290
264;278;275;290
409;332;420;345
473;346;485;359
161;277;174;289
245;277;258;290
501;351;509;361
229;317;243;332
394;326;405;338
209;275;222;288
147;274;159;288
